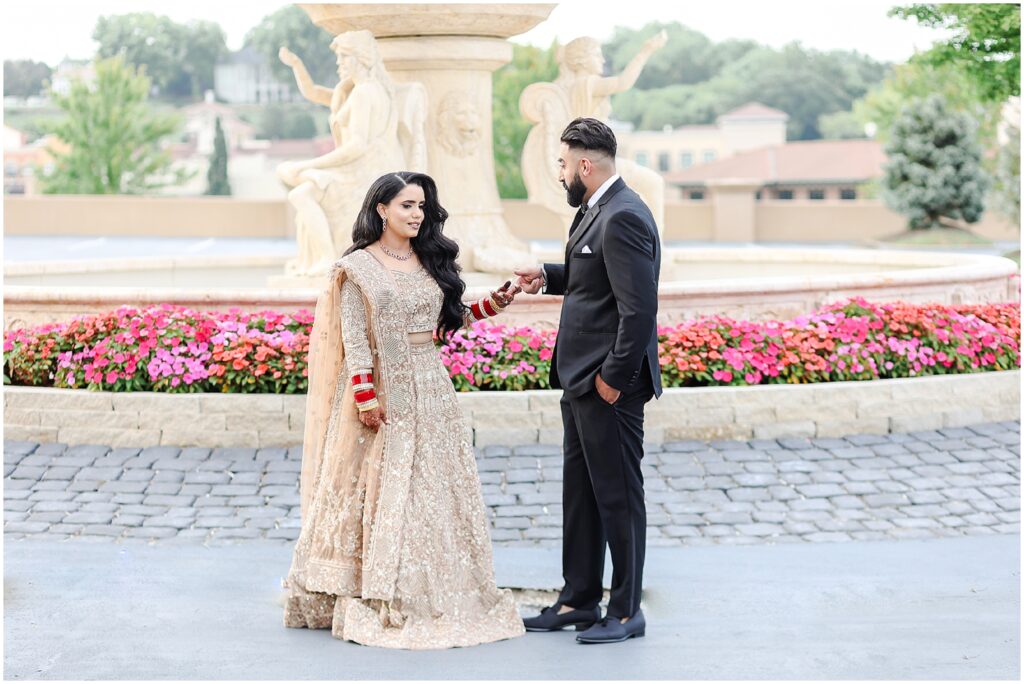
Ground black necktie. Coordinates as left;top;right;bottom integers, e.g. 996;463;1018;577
568;204;587;238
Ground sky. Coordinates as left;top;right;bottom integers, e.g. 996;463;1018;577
0;0;956;66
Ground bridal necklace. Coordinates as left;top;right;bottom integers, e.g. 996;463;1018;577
380;240;414;261
380;214;414;260
380;240;411;262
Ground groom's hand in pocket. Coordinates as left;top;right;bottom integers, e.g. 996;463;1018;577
595;373;621;405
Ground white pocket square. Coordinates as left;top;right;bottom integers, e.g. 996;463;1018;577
580;245;592;254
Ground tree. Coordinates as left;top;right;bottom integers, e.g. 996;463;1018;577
492;42;559;198
93;13;228;99
818;110;869;139
890;3;1020;104
992;118;1020;224
853;59;1003;147
244;5;337;88
3;59;52;98
205;116;231;196
38;56;193;194
255;104;320;140
180;20;231;99
604;22;721;88
881;94;990;230
604;30;888;138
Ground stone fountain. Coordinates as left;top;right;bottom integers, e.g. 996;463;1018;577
3;2;1019;332
288;2;557;275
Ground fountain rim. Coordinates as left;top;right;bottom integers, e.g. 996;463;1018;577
3;247;1018;315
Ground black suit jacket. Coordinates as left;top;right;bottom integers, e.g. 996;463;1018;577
543;177;663;400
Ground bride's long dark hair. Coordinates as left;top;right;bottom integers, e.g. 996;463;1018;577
344;172;467;342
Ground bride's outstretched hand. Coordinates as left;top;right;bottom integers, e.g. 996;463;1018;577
491;280;522;308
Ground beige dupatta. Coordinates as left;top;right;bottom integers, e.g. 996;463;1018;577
295;250;422;602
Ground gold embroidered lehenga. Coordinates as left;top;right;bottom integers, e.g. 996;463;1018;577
282;248;525;649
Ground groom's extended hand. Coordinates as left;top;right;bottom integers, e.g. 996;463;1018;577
514;266;543;294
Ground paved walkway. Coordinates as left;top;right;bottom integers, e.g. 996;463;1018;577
3;421;1019;546
3;534;1019;679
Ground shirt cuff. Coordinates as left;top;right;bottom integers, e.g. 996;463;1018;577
540;264;548;294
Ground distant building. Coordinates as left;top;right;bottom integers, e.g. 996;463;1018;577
180;90;258;156
214;47;296;105
49;57;95;96
165;122;334;198
615;102;789;175
3;125;67;195
664;138;886;201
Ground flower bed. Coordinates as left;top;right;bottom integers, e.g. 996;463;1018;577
3;298;1019;394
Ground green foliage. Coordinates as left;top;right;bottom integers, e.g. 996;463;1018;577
992;118;1021;225
244;5;337;88
38;56;194;195
93;13;228;99
492;42;559;198
205;116;231;196
3;59;52;98
604;23;888;139
881;94;990;230
256;105;319;140
604;22;743;88
852;59;1003;147
890;3;1021;104
818;110;869;139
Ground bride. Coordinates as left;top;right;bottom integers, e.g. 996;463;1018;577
282;171;526;649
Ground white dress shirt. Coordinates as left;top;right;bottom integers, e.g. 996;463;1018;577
541;174;621;293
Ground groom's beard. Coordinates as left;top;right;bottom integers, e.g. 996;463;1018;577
562;173;587;208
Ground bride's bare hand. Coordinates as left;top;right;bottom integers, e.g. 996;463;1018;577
358;405;388;432
492;280;522;308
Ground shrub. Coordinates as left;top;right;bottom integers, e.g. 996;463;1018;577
4;298;1019;393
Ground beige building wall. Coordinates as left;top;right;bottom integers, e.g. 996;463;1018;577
755;199;1019;243
617;126;725;173
3;195;293;238
616;118;787;175
3;195;1017;244
718;119;787;156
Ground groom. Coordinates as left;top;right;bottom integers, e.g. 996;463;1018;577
515;117;662;644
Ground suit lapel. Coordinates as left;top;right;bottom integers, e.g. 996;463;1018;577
565;204;601;257
565;177;627;257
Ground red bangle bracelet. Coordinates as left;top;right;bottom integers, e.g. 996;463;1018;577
351;371;378;411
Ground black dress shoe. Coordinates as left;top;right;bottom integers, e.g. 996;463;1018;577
523;603;601;632
576;609;646;644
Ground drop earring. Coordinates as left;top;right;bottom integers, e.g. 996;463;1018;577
381;214;387;232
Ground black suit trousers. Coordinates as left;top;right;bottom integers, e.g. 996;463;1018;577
556;357;654;619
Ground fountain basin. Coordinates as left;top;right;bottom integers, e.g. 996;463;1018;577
3;246;1018;330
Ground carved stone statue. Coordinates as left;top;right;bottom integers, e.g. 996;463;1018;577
520;31;668;244
436;90;482;158
277;30;428;276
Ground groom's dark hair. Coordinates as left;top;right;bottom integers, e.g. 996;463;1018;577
560;117;617;159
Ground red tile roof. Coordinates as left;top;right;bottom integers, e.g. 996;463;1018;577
664;139;886;186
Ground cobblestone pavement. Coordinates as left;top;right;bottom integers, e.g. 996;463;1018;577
3;421;1019;546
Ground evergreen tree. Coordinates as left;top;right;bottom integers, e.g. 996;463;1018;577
205;116;231;196
39;55;192;194
882;94;990;230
